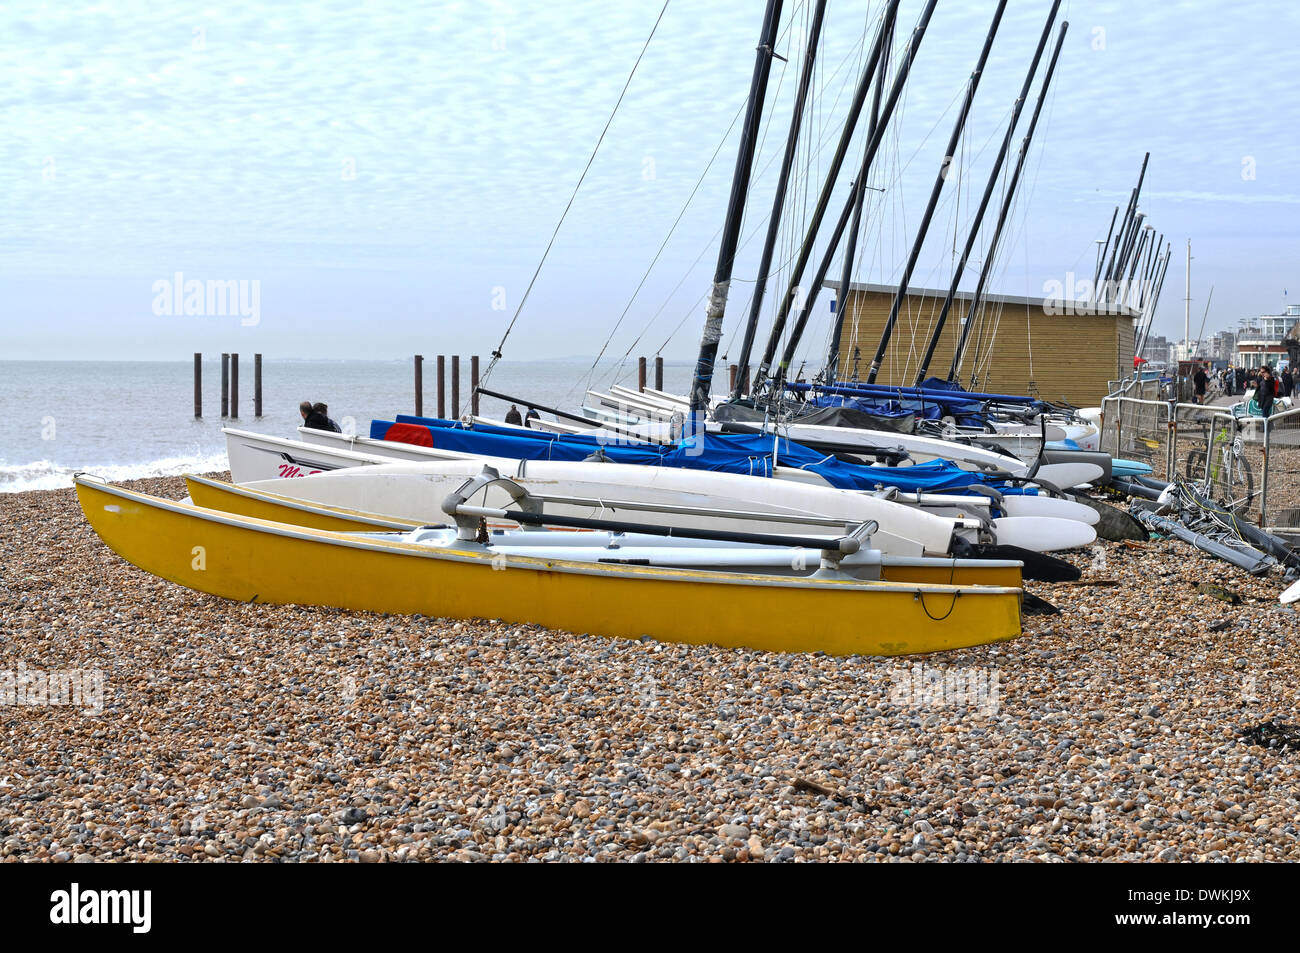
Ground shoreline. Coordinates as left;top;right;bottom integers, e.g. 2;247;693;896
1;473;1297;862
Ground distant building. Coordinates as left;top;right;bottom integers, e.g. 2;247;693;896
1236;305;1299;369
1209;329;1237;363
828;281;1138;406
1139;334;1173;367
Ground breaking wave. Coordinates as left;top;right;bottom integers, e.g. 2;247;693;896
0;452;229;494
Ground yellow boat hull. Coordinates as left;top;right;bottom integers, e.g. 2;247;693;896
78;477;1022;656
185;473;415;533
183;474;1024;589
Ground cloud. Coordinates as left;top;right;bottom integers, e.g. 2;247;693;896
2;0;1298;357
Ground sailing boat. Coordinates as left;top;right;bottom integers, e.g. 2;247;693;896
74;472;1023;656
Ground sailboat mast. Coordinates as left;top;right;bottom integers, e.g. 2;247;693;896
686;0;785;422
729;0;829;401
760;0;935;388
1092;206;1119;297
825;14;896;384
1149;245;1173;349
863;0;1009;386
1135;243;1172;361
1138;229;1163;311
948;21;1069;383
911;0;1061;387
751;0;910;388
1101;153;1150;304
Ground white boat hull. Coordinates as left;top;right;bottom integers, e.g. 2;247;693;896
225;429;1096;553
229;433;965;556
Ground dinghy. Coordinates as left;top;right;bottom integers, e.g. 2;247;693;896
182;474;1026;588
75;474;1023;656
221;442;1097;554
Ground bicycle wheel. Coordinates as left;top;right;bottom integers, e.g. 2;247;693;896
1217;449;1255;514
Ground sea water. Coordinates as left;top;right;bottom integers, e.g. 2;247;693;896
0;358;696;492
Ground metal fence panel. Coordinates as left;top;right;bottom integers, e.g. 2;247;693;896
1102;397;1172;481
1173;404;1258;516
1262;405;1300;531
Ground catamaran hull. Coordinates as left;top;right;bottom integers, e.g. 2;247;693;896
225;430;1099;552
224;447;961;556
75;477;1022;657
182;474;1025;589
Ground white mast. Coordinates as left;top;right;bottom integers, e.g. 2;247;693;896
1184;239;1192;358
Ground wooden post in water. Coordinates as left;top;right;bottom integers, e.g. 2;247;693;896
728;364;738;393
193;353;202;418
414;355;424;417
451;355;460;418
220;353;229;417
654;356;664;391
471;355;480;416
436;356;446;418
254;353;263;418
230;353;239;419
638;356;647;392
741;364;751;396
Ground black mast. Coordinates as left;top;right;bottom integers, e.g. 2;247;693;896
1100;152;1150;306
1123;222;1153;308
774;2;934;384
1138;229;1163;311
864;0;1009;385
686;0;785;423
825;14;895;384
772;0;939;386
750;0;910;388
911;0;1061;387
1135;243;1171;360
1092;206;1119;296
728;0;829;401
948;21;1069;383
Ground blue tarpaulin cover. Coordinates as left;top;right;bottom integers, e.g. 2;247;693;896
373;415;1015;494
795;377;1048;425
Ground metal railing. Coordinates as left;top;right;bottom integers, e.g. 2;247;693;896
1100;395;1173;481
1175;404;1255;515
1262;404;1300;532
1100;394;1267;518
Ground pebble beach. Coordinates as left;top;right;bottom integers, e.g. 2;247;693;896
2;474;1298;863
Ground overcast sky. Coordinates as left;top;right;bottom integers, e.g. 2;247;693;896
2;0;1298;363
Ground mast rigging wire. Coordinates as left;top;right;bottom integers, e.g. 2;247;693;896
480;0;672;392
597;10;878;390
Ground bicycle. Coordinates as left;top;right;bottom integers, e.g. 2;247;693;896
1184;418;1254;514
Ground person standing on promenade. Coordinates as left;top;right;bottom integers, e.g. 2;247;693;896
505;404;523;425
1258;366;1276;417
1193;365;1208;404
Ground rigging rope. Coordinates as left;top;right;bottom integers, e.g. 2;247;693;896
480;0;672;390
579;88;747;397
607;15;875;385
